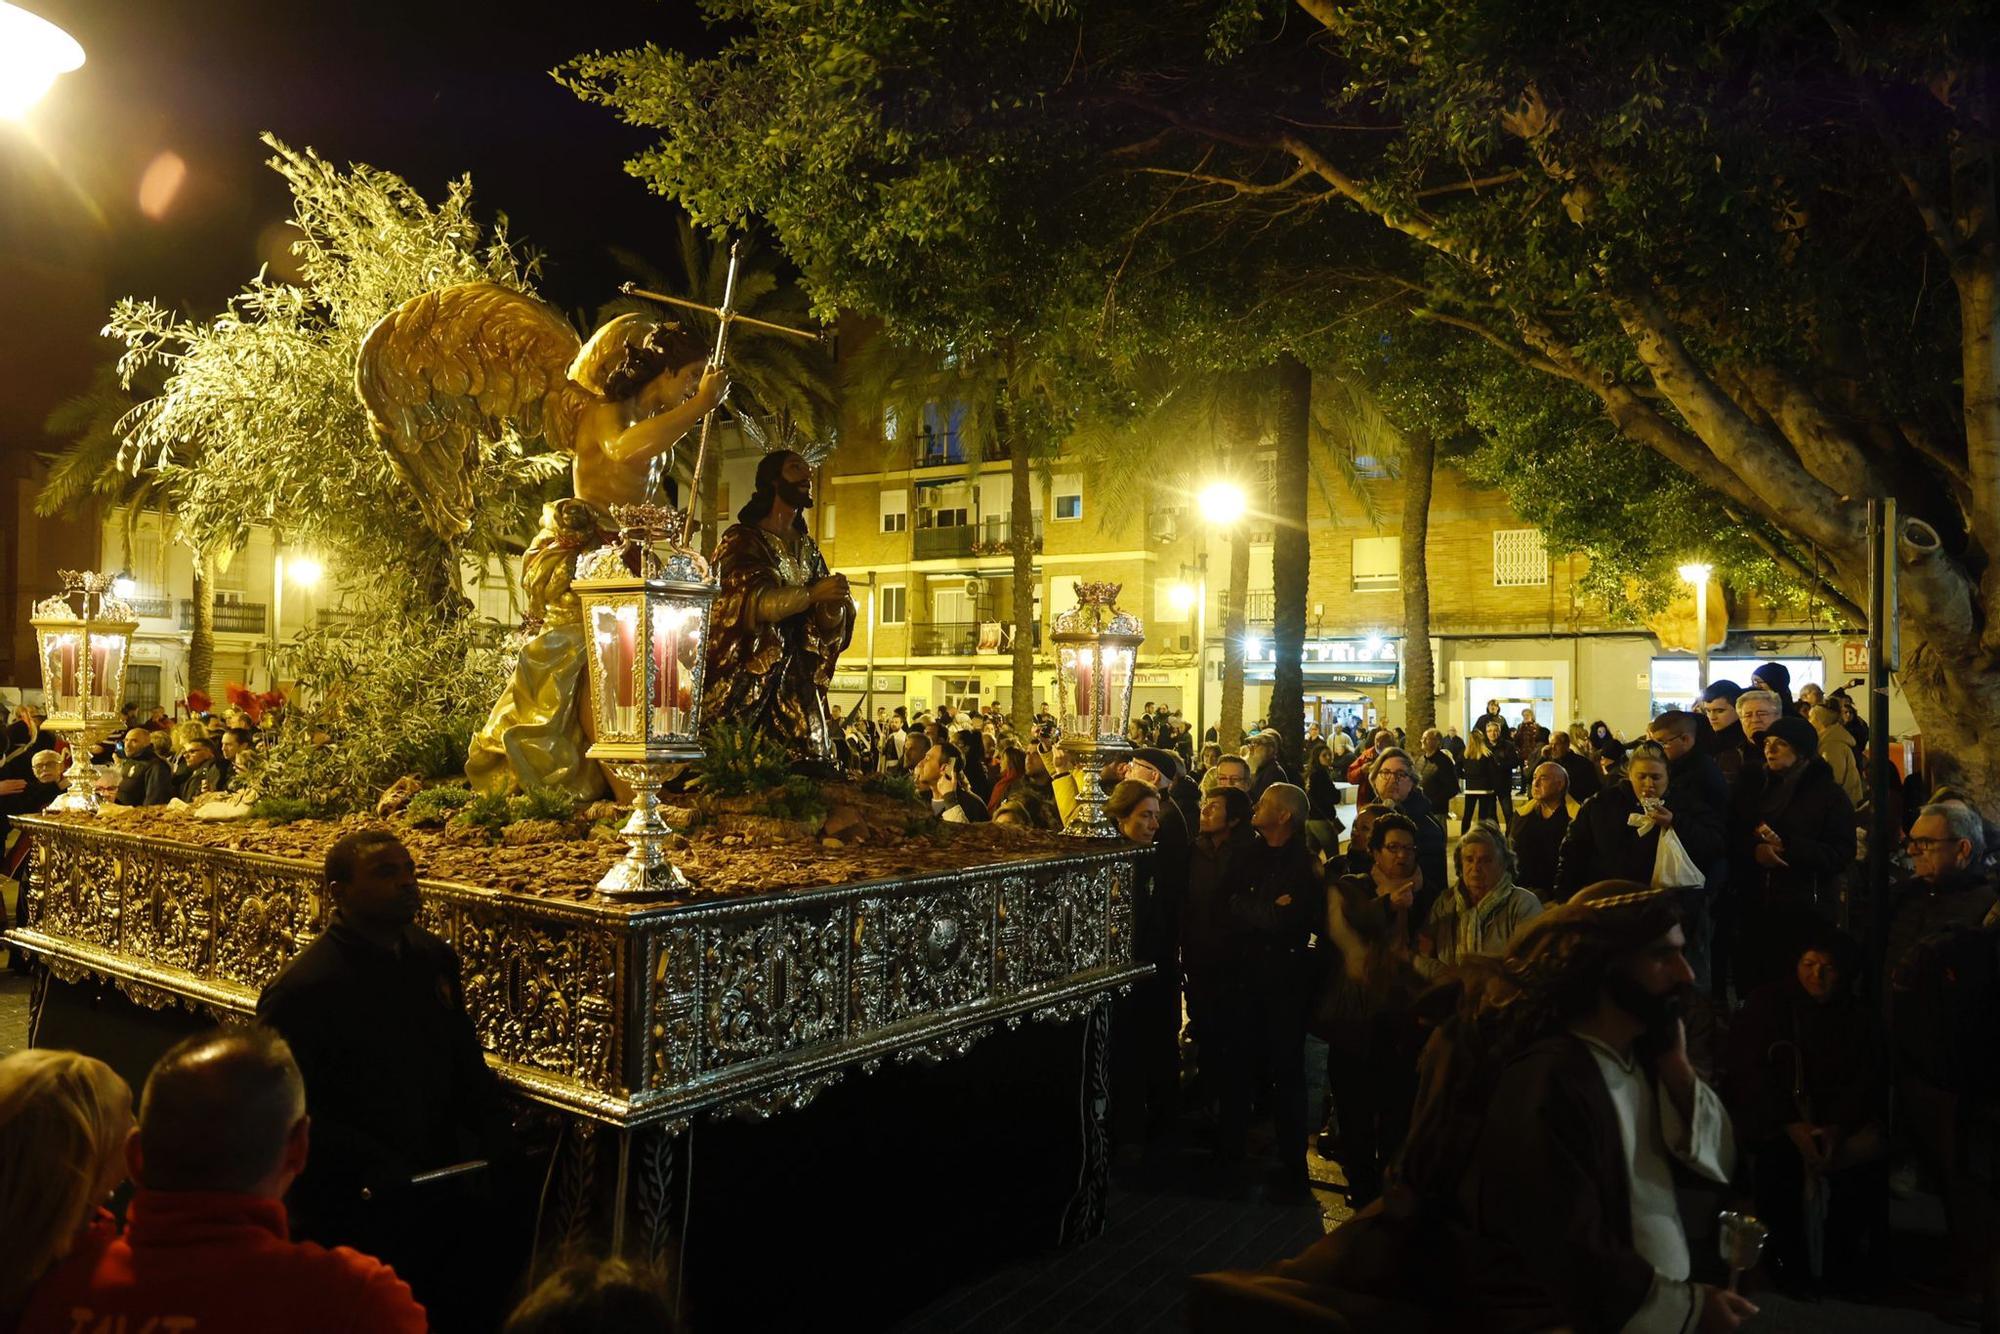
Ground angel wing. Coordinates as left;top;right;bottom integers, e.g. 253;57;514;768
356;282;588;539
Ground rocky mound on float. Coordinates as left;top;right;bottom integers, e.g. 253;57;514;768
62;780;1084;903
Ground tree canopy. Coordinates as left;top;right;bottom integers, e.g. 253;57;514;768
568;0;2000;802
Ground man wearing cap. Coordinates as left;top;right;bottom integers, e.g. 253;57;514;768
1244;731;1291;803
1131;746;1200;834
1750;661;1795;716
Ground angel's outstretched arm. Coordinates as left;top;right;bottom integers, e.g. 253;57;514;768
602;368;727;465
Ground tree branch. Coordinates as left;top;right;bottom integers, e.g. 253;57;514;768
1724;509;1867;624
1610;292;1862;555
1133;164;1315;196
1413;170;1527;199
1732;364;1884;501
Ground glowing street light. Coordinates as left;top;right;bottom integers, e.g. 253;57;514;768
1169;582;1197;615
1678;562;1714;692
286;555;324;588
1198;480;1247;526
0;4;85;121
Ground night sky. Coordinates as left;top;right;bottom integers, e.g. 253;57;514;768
6;0;714;330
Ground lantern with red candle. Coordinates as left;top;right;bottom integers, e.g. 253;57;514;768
1050;581;1145;837
573;504;716;897
30;570;138;815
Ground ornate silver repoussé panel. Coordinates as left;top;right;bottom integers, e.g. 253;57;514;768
7;817;1148;1129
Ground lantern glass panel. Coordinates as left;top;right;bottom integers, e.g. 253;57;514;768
42;630;80;715
647;597;702;741
89;634;126;716
1103;645;1134;722
591;601;643;740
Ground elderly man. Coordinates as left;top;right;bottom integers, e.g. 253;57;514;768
1213;783;1322;1195
1511;761;1573;900
1886;800;2000;1307
1369;746;1449;930
1546;729;1600;802
1244;731;1292;802
1346;728;1396;806
113;727;174;806
1731;689;1784;783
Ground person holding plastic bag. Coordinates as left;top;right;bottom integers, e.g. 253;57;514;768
1555;741;1723;927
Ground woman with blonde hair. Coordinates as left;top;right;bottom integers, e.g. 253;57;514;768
0;1049;133;1316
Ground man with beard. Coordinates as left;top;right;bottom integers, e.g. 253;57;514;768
703;449;856;769
258;831;521;1333
1455;882;1748;1331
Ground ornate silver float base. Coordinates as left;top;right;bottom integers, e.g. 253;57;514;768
46;757;103;815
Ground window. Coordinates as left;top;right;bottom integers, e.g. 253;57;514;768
880;490;908;534
1053;474;1083;521
1493;528;1549;587
124;664;163;710
880;584;907;625
917;403;968;465
1352;535;1400;592
940;677;982;714
821;503;835;541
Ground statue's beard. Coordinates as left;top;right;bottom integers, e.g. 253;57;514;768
777;480;813;510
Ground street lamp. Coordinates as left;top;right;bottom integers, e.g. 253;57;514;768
0;3;85;121
1678;562;1713;694
1188;479;1248;747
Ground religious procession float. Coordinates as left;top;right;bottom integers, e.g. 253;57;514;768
7;253;1154;1325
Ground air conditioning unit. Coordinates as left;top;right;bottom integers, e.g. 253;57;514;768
964;577;987;598
1149;509;1182;544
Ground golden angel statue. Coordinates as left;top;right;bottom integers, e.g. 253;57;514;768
355;283;725;799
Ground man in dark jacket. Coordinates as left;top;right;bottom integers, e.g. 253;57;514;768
1214;783;1322;1195
257;829;521;1332
1699;680;1749;784
1131;746;1201;836
113;727;174;806
1647;710;1731;988
1512;709;1549;794
1370;746;1450;931
1418;728;1461;814
175;735;229;802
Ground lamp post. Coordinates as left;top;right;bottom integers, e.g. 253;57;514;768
573;504;716;897
1678;562;1714;694
0;3;85;121
1052;581;1144;837
1194;480;1246;748
31;570;137;814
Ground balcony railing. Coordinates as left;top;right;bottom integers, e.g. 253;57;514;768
911;438;1014;469
914;525;975;559
912;517;1044;560
126;595;173;620
910;621;1041;656
1218;589;1276;625
179;599;268;634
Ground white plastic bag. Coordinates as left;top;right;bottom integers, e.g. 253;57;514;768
1652;826;1705;889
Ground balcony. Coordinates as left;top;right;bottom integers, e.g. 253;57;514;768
910;621;1041;656
180;599;269;634
125;595;173;619
911;437;1013;470
913;516;1043;561
1218;589;1276;625
914;525;975;560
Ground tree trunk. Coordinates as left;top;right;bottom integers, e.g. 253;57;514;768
1218;528;1250;749
413;536;470;622
187;548;216;699
1400;430;1437;737
1270;356;1311;775
1009;427;1037;734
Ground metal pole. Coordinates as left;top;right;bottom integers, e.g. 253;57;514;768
1695;578;1710;692
1864;500;1894;965
1195;549;1209;747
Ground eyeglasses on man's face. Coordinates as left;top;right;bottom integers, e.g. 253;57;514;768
1905;836;1959;854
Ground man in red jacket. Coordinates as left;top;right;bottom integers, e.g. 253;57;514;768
19;1027;428;1333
